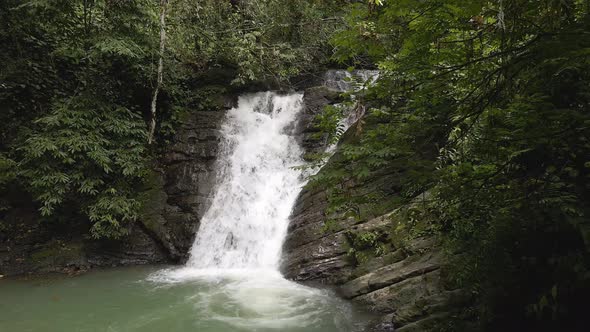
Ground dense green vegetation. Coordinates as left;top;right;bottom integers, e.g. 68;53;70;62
0;0;337;237
2;0;590;330
312;0;590;330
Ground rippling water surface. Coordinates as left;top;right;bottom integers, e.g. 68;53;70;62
0;266;372;332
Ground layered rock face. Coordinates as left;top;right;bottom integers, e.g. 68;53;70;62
283;87;469;331
139;105;230;262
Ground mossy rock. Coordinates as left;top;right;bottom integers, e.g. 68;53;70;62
29;240;86;271
137;169;168;237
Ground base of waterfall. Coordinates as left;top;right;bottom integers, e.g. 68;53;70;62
0;266;372;332
148;266;370;331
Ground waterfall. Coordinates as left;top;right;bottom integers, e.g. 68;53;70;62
181;74;379;271
147;91;370;332
186;92;305;270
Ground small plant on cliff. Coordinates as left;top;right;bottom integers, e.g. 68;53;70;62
345;230;389;265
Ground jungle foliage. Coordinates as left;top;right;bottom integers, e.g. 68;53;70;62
315;0;590;330
2;0;590;330
0;0;338;237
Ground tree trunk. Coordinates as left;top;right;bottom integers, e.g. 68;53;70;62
148;0;168;145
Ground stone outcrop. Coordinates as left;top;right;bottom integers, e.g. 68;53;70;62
283;189;470;331
292;86;342;155
139;102;232;262
282;83;469;331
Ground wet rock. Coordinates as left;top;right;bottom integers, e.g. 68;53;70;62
282;232;352;284
366;314;396;332
283;149;467;331
294;86;343;155
353;270;444;313
340;250;443;299
283;187;471;331
284;198;469;331
85;222;169;267
137;106;230;263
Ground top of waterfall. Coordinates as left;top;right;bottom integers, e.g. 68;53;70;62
322;69;380;92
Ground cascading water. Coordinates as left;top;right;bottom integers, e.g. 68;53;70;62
0;90;373;332
149;92;370;332
186;92;304;270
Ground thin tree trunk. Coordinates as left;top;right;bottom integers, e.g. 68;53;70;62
148;0;168;145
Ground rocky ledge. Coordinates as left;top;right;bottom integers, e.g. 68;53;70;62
283;188;472;331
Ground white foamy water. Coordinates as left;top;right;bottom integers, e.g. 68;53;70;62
148;92;368;331
187;92;305;269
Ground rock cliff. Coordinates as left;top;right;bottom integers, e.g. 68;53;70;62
139;101;232;262
282;84;471;331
